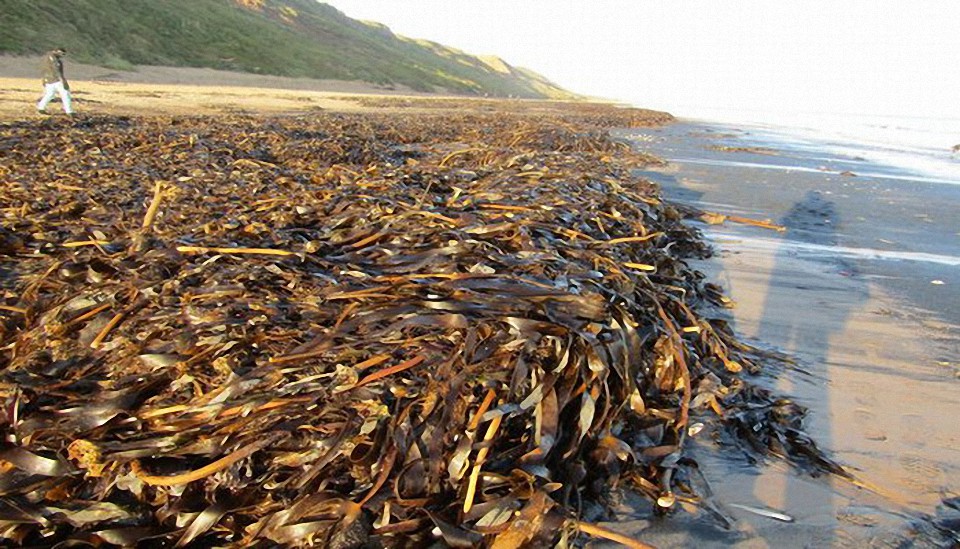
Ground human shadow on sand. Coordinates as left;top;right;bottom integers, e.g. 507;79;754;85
742;190;862;546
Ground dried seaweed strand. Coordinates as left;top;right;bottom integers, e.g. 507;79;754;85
439;147;483;167
132;435;279;486
353;353;392;372
358;446;398;507
176;246;297;257
61;303;111;329
332;302;359;330
349;232;386;249
327;286;396;300
140;404;190;419
605;232;664;245
654;303;691;429
623;262;657;272
479;204;533;212
49;183;85;192
89;311;125;349
468;388;498;431
62;240;110;248
355;355;426;388
142;181;166;230
577;521;657;549
268;346;333;365
463;413;504;513
217;396;314;419
724;214;785;232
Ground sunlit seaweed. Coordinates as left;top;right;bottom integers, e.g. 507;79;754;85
0;105;843;547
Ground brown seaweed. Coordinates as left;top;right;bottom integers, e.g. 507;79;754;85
0;104;844;547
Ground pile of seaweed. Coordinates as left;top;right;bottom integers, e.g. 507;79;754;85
0;106;842;547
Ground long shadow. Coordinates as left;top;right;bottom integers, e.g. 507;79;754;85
749;190;862;545
630;134;872;545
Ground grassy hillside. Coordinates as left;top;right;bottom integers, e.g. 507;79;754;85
0;0;577;99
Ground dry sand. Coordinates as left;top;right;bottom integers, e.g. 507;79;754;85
0;55;463;120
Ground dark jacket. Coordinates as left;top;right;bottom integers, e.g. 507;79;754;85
41;52;67;86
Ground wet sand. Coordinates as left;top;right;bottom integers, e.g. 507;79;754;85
604;122;960;547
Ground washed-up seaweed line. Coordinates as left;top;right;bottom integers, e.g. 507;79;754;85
0;108;844;547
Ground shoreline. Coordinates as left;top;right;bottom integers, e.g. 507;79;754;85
618;120;960;546
630;120;960;328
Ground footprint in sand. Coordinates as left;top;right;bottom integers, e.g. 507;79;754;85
899;453;945;492
852;407;886;441
900;413;931;447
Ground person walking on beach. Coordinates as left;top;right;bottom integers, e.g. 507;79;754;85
37;47;74;116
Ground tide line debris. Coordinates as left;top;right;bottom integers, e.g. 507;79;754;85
1;103;844;547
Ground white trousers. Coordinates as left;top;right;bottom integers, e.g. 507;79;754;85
37;82;73;114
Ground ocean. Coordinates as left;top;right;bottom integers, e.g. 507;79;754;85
624;112;960;326
679;109;960;185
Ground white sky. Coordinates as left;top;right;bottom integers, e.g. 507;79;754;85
321;0;960;121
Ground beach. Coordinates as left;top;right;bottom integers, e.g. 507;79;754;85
604;121;960;546
1;59;958;546
0;55;444;121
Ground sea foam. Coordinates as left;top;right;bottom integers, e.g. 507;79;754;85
680;108;960;185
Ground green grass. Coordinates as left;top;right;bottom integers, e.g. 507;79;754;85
0;0;577;99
